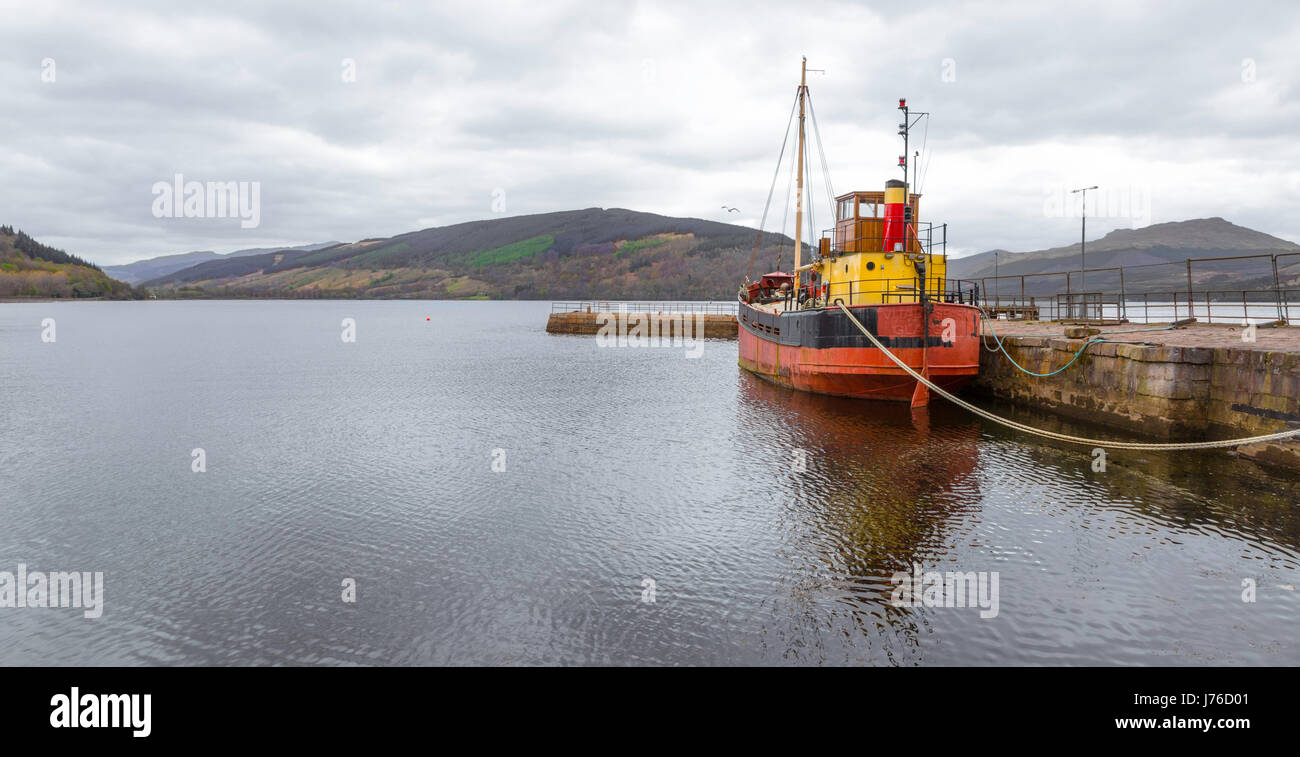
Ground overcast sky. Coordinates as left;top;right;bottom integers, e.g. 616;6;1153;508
3;0;1299;265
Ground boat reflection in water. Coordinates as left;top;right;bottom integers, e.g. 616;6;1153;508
734;370;987;662
734;368;1300;665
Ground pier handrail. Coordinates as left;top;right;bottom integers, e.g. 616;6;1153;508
550;300;738;315
966;249;1299;324
974;288;1300;324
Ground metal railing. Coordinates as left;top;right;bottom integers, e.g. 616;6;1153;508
973;289;1300;324
821;276;975;306
816;222;948;257
967;250;1300;324
550;300;738;315
1055;292;1121;322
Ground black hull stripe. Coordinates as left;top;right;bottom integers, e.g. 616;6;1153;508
737;302;969;349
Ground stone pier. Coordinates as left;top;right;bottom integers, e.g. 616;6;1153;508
971;322;1300;470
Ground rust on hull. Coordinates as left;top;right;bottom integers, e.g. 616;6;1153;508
737;300;980;401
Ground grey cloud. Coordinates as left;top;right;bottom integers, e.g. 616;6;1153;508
1;0;1297;265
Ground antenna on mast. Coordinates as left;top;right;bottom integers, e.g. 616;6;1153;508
897;99;929;193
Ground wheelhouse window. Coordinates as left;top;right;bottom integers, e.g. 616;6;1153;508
856;198;879;218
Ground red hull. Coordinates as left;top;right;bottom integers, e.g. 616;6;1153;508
737;301;980;401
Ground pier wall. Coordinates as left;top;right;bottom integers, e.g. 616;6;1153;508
972;336;1300;469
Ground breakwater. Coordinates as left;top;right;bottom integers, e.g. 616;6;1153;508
972;322;1300;469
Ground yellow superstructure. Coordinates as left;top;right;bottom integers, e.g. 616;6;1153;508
811;187;947;306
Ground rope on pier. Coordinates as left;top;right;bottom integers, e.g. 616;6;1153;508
975;305;1176;378
836;302;1300;451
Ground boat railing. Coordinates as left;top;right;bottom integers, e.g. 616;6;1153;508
817;222;948;257
821;277;977;305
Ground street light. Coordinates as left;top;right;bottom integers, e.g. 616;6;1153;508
1071;186;1098;291
994;250;999;299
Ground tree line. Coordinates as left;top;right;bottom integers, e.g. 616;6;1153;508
1;225;102;270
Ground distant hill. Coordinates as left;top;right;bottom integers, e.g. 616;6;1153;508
144;208;795;300
132;213;1300;302
104;242;340;284
949;218;1300;296
0;226;141;299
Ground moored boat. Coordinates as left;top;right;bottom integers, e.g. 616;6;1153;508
738;59;981;406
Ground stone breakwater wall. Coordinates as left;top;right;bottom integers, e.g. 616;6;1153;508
972;335;1300;469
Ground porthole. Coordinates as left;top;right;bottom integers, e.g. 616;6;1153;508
866;261;876;271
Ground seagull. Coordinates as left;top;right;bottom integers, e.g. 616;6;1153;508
721;206;740;213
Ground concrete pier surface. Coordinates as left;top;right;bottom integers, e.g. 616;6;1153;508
974;321;1300;470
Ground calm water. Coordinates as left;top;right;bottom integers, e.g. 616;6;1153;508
0;300;1297;666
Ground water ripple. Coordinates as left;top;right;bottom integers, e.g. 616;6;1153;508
0;300;1295;666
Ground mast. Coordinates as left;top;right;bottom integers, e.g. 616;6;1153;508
899;98;909;187
793;57;807;297
898;99;928;212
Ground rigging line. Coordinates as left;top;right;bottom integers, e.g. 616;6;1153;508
747;90;800;282
806;93;836;213
916;114;930;194
835;301;1300;451
803;107;815;258
802;96;818;252
777;123;798;272
919;149;933;198
806;96;826;262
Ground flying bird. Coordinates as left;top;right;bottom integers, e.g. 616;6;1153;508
721;206;740;213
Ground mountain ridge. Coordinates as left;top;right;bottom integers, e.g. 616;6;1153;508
14;213;1295;302
143;207;792;300
950;217;1299;281
104;241;341;284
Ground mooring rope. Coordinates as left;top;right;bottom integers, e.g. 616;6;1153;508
835;302;1300;451
975;305;1177;378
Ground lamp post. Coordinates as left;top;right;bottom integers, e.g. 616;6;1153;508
994;250;999;301
1070;185;1098;292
